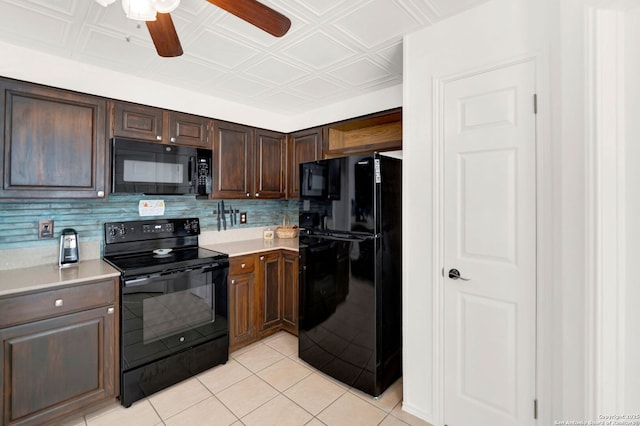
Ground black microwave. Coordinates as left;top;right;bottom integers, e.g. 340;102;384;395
300;159;341;200
111;138;212;196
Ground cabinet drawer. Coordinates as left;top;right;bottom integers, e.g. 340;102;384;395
229;254;255;276
0;279;116;328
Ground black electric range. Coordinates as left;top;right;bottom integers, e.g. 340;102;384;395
103;217;230;408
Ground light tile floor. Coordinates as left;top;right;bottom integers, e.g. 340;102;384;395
58;332;430;426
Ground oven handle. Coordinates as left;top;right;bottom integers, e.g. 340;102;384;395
124;274;162;287
123;263;228;287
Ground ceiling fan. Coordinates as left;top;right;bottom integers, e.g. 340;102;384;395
95;0;291;57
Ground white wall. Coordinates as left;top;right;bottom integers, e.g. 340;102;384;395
404;0;640;424
402;0;568;424
0;40;401;133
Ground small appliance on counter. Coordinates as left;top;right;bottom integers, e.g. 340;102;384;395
58;228;79;268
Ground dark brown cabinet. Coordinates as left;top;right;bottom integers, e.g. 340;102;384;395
168;111;211;148
112;101;211;148
256;251;282;335
228;254;257;353
254;129;286;199
256;250;298;339
0;78;108;200
212;121;254;199
287;127;323;199
281;251;299;335
213;121;285;199
228;249;299;353
0;278;118;426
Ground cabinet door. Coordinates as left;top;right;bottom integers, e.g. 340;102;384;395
256;252;282;335
112;101;164;142
168;111;212;148
287;128;323;199
281;251;299;335
0;306;116;425
0;79;107;199
254;129;285;199
213;121;254;199
229;273;256;352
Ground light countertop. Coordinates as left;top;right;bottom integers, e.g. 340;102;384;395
0;238;298;297
202;237;298;257
0;259;121;297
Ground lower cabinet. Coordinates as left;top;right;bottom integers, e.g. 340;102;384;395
281;251;299;335
256;251;282;335
0;278;118;426
228;249;298;353
228;254;257;353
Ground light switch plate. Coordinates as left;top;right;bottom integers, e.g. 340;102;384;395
39;219;54;239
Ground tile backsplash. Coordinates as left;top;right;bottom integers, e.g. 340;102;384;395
0;195;298;251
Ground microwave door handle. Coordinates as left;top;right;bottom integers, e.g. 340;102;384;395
188;157;194;184
307;168;312;191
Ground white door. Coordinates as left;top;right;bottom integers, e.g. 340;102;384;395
443;60;537;426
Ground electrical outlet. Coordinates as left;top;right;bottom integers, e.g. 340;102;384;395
39;219;54;239
240;212;247;224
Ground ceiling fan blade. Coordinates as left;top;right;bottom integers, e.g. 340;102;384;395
146;13;183;57
206;0;291;37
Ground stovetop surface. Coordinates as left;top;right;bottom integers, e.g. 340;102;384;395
103;218;230;277
104;246;228;278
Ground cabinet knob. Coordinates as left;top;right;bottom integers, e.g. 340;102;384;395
246;192;250;197
231;279;236;284
97;190;105;197
54;299;63;307
255;193;259;197
156;135;162;141
241;263;246;268
170;137;176;143
260;256;265;261
107;307;115;315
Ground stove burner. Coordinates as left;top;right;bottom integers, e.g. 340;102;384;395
153;253;173;258
153;248;173;256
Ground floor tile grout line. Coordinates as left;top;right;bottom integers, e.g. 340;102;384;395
235;368;309;422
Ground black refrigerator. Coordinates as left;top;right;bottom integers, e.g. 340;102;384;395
298;152;402;397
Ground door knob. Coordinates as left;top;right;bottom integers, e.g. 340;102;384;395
448;269;470;281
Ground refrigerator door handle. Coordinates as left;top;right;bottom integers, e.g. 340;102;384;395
306;233;377;243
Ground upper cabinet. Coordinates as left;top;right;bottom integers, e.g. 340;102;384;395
212;121;254;199
213;121;285;199
324;108;402;157
286;127;323;199
0;78;108;200
112;101;211;148
254;129;286;199
168;111;211;148
0;78;400;202
112;101;163;142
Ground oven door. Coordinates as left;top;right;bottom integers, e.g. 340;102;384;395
120;262;228;371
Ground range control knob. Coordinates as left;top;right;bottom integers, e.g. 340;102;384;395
119;226;127;236
109;227;118;237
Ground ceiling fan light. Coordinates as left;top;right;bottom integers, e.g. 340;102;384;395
122;0;157;21
152;0;180;14
95;0;117;6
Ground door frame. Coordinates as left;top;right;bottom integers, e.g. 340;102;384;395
431;53;552;425
584;3;628;416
